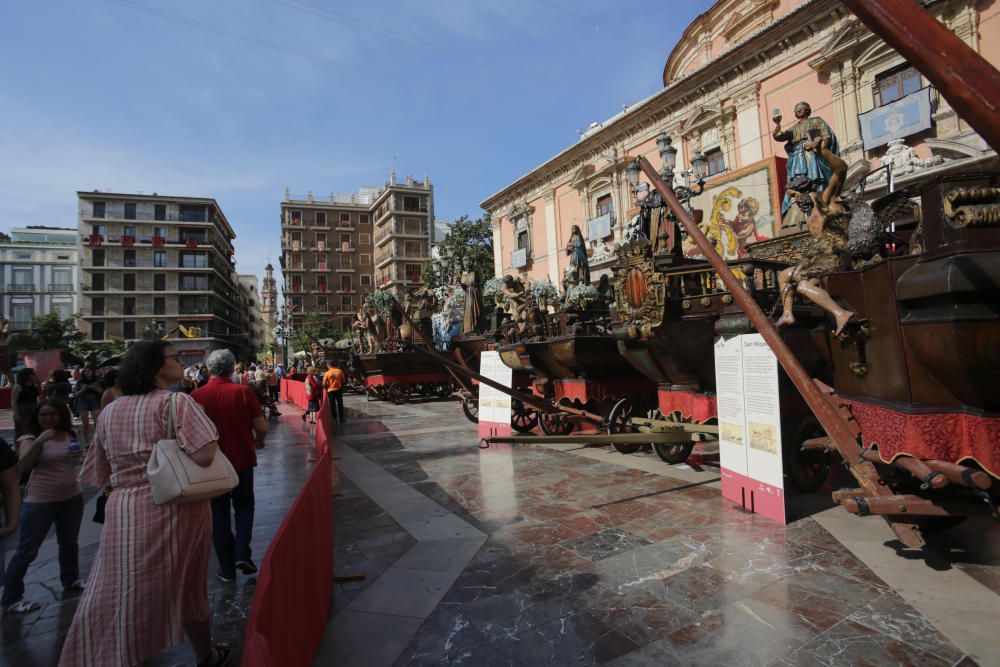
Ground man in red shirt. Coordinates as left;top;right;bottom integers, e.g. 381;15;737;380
192;349;269;582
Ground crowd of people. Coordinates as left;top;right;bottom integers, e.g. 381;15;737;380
0;347;345;665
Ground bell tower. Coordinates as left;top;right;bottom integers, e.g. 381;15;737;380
262;262;278;349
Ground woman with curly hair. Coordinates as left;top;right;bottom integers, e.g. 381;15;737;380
59;341;230;667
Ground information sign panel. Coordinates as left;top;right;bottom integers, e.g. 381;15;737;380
714;334;786;523
478;351;512;438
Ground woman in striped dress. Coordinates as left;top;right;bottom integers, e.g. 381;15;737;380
60;341;231;667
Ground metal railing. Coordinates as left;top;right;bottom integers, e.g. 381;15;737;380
6;284;35;292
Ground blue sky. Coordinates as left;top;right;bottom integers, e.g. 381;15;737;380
1;0;715;282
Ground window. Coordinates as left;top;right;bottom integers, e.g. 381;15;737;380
154;273;166;291
315;211;327;226
317;232;327;248
123;249;136;267
123;273;136;291
340;276;352;292
180;295;209;314
51;302;73;320
178;206;207;223
876;65;922;106
341;295;353;309
317;295;328;310
180;252;208;268
91;322;105;340
404;263;422;282
57;254;70;260
123;225;136;237
360;254;371;266
92;248;105;267
12;269;32;289
340;233;351;245
360;274;372;286
92;224;106;236
153;297;166;315
123;203;137;220
403;196;421;212
123;297;136;315
154;204;166;221
180;228;207;243
291;296;303;310
360;213;370;225
706;149;726;177
154;250;166;267
123;321;136;339
517;230;529;250
596;194;613;217
180;275;208;291
15;252;31;260
52;269;71;287
92;201;106;218
339;256;352;269
92;273;105;291
289;210;302;225
91;297;105;316
153;226;166;239
359;233;370;245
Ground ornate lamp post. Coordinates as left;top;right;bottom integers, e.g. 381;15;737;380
626;132;709;256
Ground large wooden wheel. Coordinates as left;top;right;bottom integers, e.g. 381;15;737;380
651;410;696;464
608;398;641;453
784;417;831;493
387;381;411;405
511;399;539;433
539;409;573;436
461;396;479;423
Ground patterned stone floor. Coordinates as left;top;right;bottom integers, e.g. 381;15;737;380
324;395;998;667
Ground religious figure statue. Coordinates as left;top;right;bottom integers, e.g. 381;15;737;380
596;274;615;311
775;137;856;335
412;284;437;342
352;307;370;353
460;258;481;334
368;309;387;352
773;102;840;229
565;224;591;285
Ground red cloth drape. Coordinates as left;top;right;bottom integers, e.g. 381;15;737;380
242;396;334;666
281;379;309;410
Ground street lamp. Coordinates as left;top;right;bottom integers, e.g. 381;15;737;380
626;132;709;257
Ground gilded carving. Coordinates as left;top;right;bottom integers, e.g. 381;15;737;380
943;187;1000;228
612;238;666;336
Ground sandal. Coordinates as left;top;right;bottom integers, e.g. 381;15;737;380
197;644;232;667
4;599;41;614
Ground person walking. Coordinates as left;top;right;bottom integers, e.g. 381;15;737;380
0;435;20;582
99;368;122;409
72;367;102;444
59;341;230;667
303;366;322;424
192;349;268;582
323;361;347;424
45;369;74;403
265;366;279;404
11;368;40;438
2;399;84;613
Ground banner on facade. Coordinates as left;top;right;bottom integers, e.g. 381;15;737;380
859;86;933;151
587;212;612;241
714;334;786;524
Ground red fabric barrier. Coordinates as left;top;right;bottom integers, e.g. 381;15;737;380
281;378;309;410
0;387;10;410
242;396;334;666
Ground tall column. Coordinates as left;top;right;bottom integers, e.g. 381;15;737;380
491;217;503;277
544;192;560;285
734;83;762;166
840;61;863;163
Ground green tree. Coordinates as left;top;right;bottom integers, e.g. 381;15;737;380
10;313;85;351
423;214;494;292
289;312;338;354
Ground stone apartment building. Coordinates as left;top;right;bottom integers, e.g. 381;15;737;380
279;172;434;330
77;191;255;364
0;227;79;331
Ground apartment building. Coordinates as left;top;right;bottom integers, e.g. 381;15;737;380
0;227;79;331
372;174;434;294
238;274;264;359
77;191;250;364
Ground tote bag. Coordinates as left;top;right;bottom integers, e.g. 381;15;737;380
147;393;239;505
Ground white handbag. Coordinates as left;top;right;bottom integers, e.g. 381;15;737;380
147;393;239;505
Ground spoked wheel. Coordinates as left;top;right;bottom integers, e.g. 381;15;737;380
437;382;454;399
651;411;696;464
511;399;539;433
784;418;831;493
461;396;479;423
539;410;573;436
387;381;411;405
608;398;641;453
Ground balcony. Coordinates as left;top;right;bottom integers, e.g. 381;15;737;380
335;243;355;252
11;320;32;331
335;221;353;231
47;284;74;292
7;284;35;292
335;264;354;273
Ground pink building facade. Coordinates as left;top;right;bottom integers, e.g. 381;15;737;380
482;0;999;284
